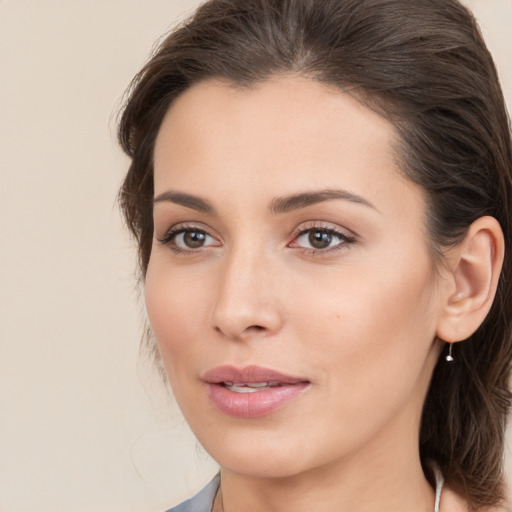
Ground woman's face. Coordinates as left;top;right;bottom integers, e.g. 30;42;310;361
147;77;446;478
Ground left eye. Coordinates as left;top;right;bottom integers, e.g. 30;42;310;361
292;228;352;250
160;228;219;251
175;229;211;249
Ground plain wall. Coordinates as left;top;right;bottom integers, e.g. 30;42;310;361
0;1;510;511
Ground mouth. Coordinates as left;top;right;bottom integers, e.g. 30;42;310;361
202;365;310;417
222;381;285;393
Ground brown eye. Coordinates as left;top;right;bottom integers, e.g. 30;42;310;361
159;227;219;251
308;230;332;249
182;230;207;248
290;225;355;253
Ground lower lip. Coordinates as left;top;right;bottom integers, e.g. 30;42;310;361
207;383;309;418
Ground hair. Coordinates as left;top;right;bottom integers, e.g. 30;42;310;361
117;0;512;509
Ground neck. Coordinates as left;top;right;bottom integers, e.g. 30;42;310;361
216;443;435;512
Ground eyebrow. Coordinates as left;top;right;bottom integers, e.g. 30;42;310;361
269;189;378;214
153;188;377;214
153;191;215;213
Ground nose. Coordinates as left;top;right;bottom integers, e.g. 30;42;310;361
209;244;284;341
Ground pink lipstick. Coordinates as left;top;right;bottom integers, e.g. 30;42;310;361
202;365;310;418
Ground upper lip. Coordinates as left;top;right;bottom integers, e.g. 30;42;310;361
202;365;309;385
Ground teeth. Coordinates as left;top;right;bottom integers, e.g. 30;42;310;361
226;385;261;393
224;381;280;393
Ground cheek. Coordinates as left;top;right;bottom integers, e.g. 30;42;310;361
291;252;439;387
280;258;440;457
144;262;209;375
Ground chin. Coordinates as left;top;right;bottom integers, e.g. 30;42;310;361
195;428;326;480
219;455;307;480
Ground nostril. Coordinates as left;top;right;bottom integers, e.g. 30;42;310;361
213;324;266;340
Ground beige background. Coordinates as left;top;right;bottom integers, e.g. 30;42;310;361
0;1;510;511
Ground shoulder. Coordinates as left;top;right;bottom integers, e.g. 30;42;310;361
164;474;220;512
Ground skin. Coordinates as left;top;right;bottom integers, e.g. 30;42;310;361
146;77;472;511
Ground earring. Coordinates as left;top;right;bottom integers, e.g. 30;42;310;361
445;343;454;362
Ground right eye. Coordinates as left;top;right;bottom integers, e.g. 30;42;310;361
158;227;220;252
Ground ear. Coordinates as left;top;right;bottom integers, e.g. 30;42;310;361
436;216;505;343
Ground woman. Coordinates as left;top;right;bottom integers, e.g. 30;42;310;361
117;0;512;510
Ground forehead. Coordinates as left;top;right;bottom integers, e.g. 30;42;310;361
153;76;424;221
155;76;396;168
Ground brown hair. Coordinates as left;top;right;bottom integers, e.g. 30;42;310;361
117;0;512;508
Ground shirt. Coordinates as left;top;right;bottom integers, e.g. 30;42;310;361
165;474;220;512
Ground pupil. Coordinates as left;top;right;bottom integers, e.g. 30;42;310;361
184;230;205;248
309;230;331;249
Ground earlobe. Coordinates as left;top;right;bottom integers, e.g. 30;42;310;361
436;216;505;344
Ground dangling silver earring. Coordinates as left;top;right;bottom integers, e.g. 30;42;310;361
445;343;454;362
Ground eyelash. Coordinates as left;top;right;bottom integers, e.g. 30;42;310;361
157;224;218;253
157;222;357;255
289;223;357;255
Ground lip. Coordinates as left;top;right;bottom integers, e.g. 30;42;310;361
202;365;310;418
